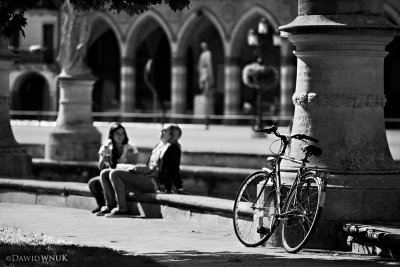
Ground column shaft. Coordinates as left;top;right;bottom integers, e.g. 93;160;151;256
223;57;241;116
120;58;136;113
279;38;296;117
171;57;186;114
0;38;31;177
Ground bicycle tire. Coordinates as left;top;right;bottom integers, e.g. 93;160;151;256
233;171;278;247
281;173;323;253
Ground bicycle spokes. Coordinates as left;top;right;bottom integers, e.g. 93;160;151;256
281;175;322;253
233;172;278;247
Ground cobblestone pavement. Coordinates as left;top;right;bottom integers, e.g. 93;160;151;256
1;203;398;266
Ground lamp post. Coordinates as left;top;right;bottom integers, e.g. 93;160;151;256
243;18;278;135
244;17;270;134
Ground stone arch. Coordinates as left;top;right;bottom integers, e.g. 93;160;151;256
125;10;174;59
229;5;280;58
89;12;124;53
174;7;226;114
228;5;281;116
124;11;173;112
385;2;400;25
87;17;121;112
11;72;51;111
176;7;227;58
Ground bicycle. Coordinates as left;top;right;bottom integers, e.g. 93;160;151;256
232;125;329;253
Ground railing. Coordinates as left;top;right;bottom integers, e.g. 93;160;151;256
10;110;400;129
9;110;293;129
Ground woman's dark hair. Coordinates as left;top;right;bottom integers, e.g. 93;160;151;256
108;122;129;168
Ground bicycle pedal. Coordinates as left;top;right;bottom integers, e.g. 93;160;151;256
256;226;271;235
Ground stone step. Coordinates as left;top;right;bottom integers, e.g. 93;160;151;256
2;177;399;257
31;158;257;200
0;178;236;230
343;223;400;259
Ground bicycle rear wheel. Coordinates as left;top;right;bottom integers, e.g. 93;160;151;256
281;173;323;253
233;171;278;247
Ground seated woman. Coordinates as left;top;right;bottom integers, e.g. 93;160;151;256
87;122;138;215
101;125;182;217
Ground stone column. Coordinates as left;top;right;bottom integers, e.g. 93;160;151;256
0;37;31;177
279;38;296;118
223;57;241;116
171;57;186;114
120;57;136;113
277;0;400;248
45;73;101;161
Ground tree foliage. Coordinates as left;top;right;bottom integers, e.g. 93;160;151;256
0;0;190;38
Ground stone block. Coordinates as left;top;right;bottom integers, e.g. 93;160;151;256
362;190;400;221
139;203;162;218
0;189;36;204
37;193;67;207
321;188;363;221
66;195;97;210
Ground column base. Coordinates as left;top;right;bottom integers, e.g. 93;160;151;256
194;94;214;116
45;125;101;161
0;146;32;177
262;172;400;249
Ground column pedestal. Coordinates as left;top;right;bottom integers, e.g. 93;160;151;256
194;93;214;116
264;0;400;249
45;74;101;161
0;40;31;177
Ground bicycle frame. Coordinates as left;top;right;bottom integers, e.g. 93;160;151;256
252;136;310;219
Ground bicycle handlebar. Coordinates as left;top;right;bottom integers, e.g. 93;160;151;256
257;125;319;143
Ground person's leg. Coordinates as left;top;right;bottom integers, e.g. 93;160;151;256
159;174;172;193
88;176;105;212
109;170;156;213
99;169;116;209
173;176;183;191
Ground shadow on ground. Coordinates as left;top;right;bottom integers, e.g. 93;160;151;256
0;244;161;267
144;250;399;267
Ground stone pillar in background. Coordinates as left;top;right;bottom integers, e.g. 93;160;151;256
278;0;400;248
46;6;101;161
171;57;186;114
120;57;136;113
279;38;296;118
223;57;241;116
0;37;31;177
45;74;101;161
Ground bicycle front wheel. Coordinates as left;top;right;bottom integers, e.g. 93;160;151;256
233;171;278;247
281;173;323;253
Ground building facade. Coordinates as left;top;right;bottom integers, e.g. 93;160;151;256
8;0;400;122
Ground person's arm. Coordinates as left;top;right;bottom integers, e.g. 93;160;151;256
126;148;139;165
163;145;181;179
98;146;111;170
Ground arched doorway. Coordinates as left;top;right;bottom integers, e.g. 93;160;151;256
11;73;50;111
135;27;171;113
87;28;120;112
178;12;225;115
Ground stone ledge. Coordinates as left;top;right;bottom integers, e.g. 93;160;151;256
0;178;237;218
344;223;400;258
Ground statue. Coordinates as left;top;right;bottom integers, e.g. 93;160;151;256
197;42;214;95
57;0;92;76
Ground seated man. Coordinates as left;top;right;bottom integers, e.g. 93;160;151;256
98;124;184;217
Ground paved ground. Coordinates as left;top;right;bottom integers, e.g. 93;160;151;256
0;203;399;266
10;121;400;159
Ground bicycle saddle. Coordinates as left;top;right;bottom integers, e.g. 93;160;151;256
303;145;322;157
